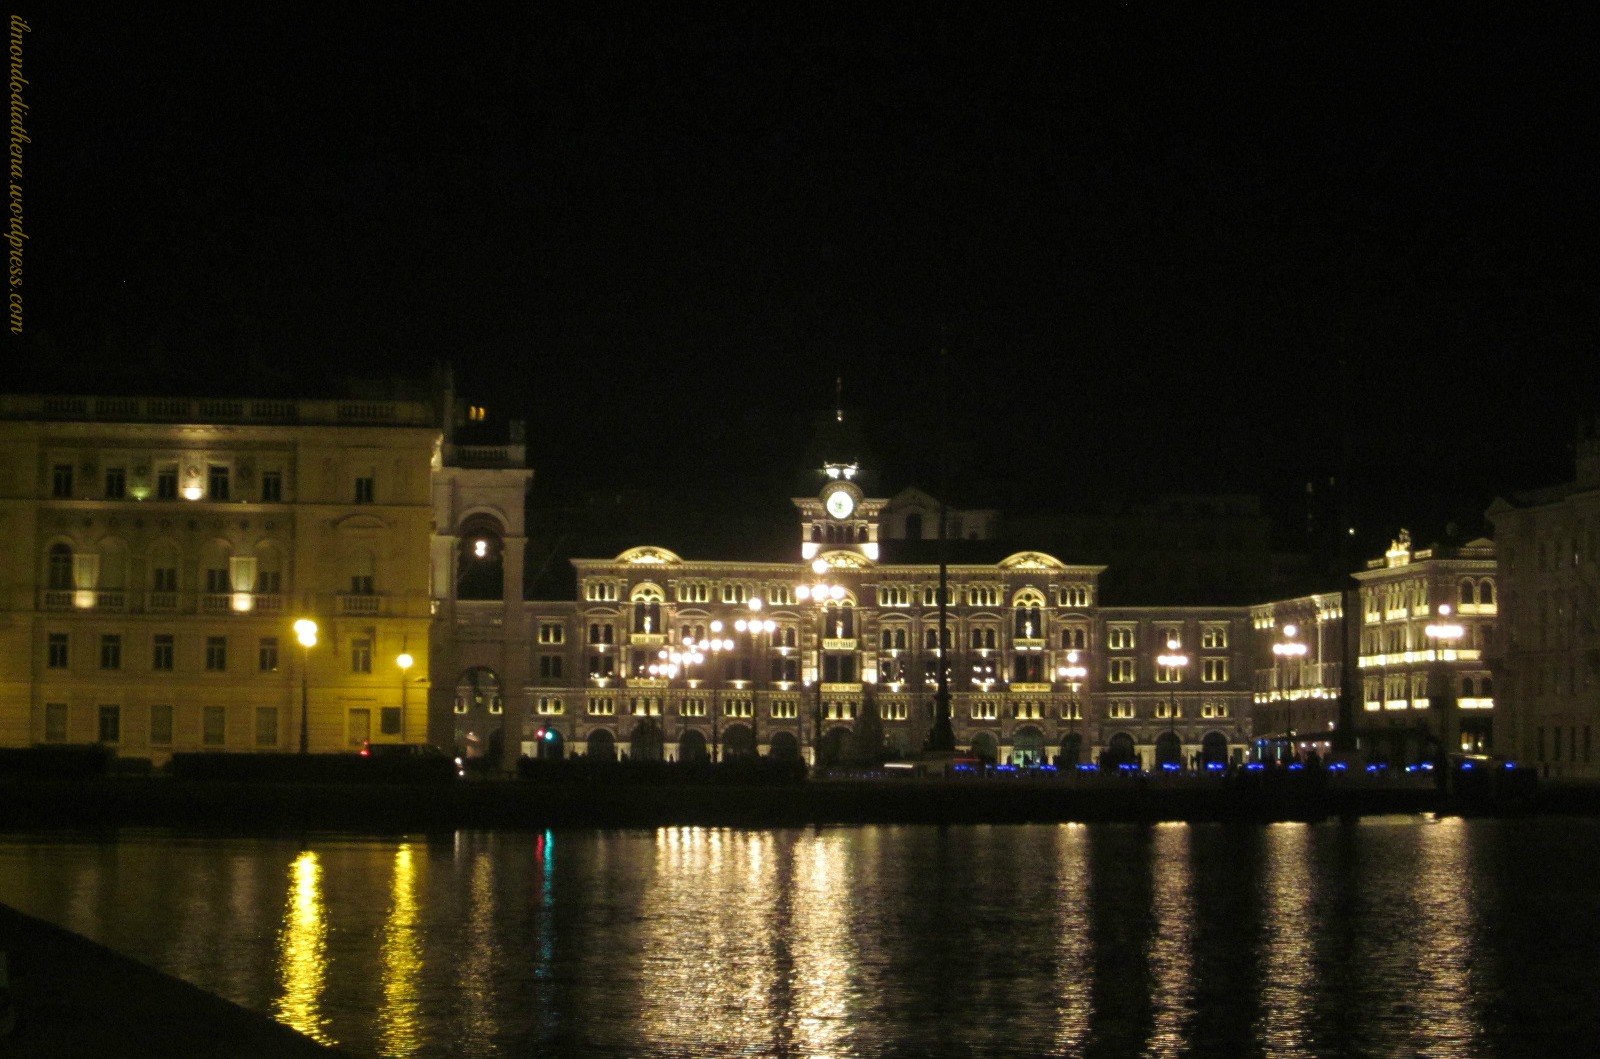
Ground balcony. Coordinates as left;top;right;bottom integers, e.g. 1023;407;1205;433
630;632;665;647
823;637;857;651
147;591;180;612
1009;682;1051;693
337;594;383;616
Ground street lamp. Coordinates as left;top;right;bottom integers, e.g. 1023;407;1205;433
736;599;777;759
1056;650;1088;765
795;565;846;769
1425;604;1465;763
293;618;318;753
1156;638;1189;769
1273;624;1309;762
397;642;415;745
649;636;709;760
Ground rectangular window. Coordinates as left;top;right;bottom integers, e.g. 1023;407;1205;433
156;465;178;499
149;704;173;745
205;567;229;593
539;655;564;679
354;476;375;503
823;654;856;682
152;634;175;671
207;465;230;501
205;636;227;671
1155;663;1182;683
1202;658;1229;683
380;706;402;735
256;569;281;593
259;637;279;672
203;706;226;746
100;634;122;670
772;699;799;719
152;566;178;592
104;467;126;499
348;708;371;747
47;633;69;669
1108;658;1135;683
587;697;616;716
537;697;564;716
260;471;283;503
51;464;74;498
350;574;375;595
351;638;372;674
98;704;121;744
681;698;707;718
44;702;68;742
255;707;279;747
588;654;616;679
538;622;565;644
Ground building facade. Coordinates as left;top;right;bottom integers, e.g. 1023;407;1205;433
1350;530;1498;764
1249;590;1350;761
1487;427;1600;779
0;392;438;761
448;464;1257;768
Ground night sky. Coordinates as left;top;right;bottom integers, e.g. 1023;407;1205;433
7;9;1596;550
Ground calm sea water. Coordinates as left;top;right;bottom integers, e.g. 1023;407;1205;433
0;818;1597;1058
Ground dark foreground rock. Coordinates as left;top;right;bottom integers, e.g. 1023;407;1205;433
0;901;346;1057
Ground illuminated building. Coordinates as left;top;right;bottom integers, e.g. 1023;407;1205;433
0;391;437;759
1349;529;1498;764
1487;426;1600;779
490;459;1256;768
1249;591;1351;761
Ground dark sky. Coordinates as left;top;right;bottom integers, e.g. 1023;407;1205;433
7;8;1597;547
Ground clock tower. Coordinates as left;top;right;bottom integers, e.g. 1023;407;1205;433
794;459;886;563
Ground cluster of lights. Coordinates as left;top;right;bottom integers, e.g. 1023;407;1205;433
1273;624;1309;657
1156;639;1189;670
1057;650;1087;683
1425;604;1464;643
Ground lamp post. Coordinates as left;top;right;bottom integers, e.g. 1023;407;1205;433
397;641;414;745
293;618;318;754
649;637;709;760
1057;650;1087;766
795;564;846;770
1425;604;1464;766
1273;624;1309;763
736;598;777;759
1156;638;1189;769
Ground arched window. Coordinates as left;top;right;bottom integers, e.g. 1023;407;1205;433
904;513;923;539
344;549;375;595
1479;579;1495;605
824;602;854;639
457;517;505;600
201;540;234;594
1461;676;1476;697
455;667;502;714
255;542;284;593
1459;579;1475;605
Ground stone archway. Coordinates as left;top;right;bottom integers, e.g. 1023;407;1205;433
818;727;850;769
723;724;755;759
1201;731;1228;766
969;732;998;764
678;728;708;763
587;729;616;762
1060;732;1084;767
1105;732;1137;767
456;515;506;600
1155;730;1182;768
630;721;664;763
1011;726;1045;766
768;731;801;762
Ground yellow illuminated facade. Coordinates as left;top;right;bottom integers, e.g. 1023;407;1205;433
1350;529;1498;762
0;392;436;760
1250;591;1349;759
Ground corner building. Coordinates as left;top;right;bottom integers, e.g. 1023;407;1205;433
0;393;436;759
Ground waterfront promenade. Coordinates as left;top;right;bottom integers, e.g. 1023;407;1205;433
0;901;344;1057
0;762;1556;833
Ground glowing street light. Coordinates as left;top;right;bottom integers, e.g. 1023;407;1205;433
397;644;415;744
1426;604;1466;760
736;599;778;759
796;575;847;769
293;618;319;754
1156;638;1189;768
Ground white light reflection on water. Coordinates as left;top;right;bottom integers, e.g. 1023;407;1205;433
791;832;857;1059
1051;823;1093;1054
1257;822;1315;1057
274;850;333;1046
1144;822;1194;1058
379;843;424;1057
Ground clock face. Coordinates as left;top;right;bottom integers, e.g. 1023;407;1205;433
825;488;855;519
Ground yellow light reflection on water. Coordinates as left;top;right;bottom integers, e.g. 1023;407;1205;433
1145;823;1194;1058
791;834;855;1059
1412;817;1480;1055
459;842;499;1054
379;843;424;1057
1052;823;1093;1055
1257;822;1316;1057
274;851;333;1045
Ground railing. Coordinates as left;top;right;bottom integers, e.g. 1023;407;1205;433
0;394;435;427
337;594;383;616
42;590;73;610
200;593;234;614
147;591;180;612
